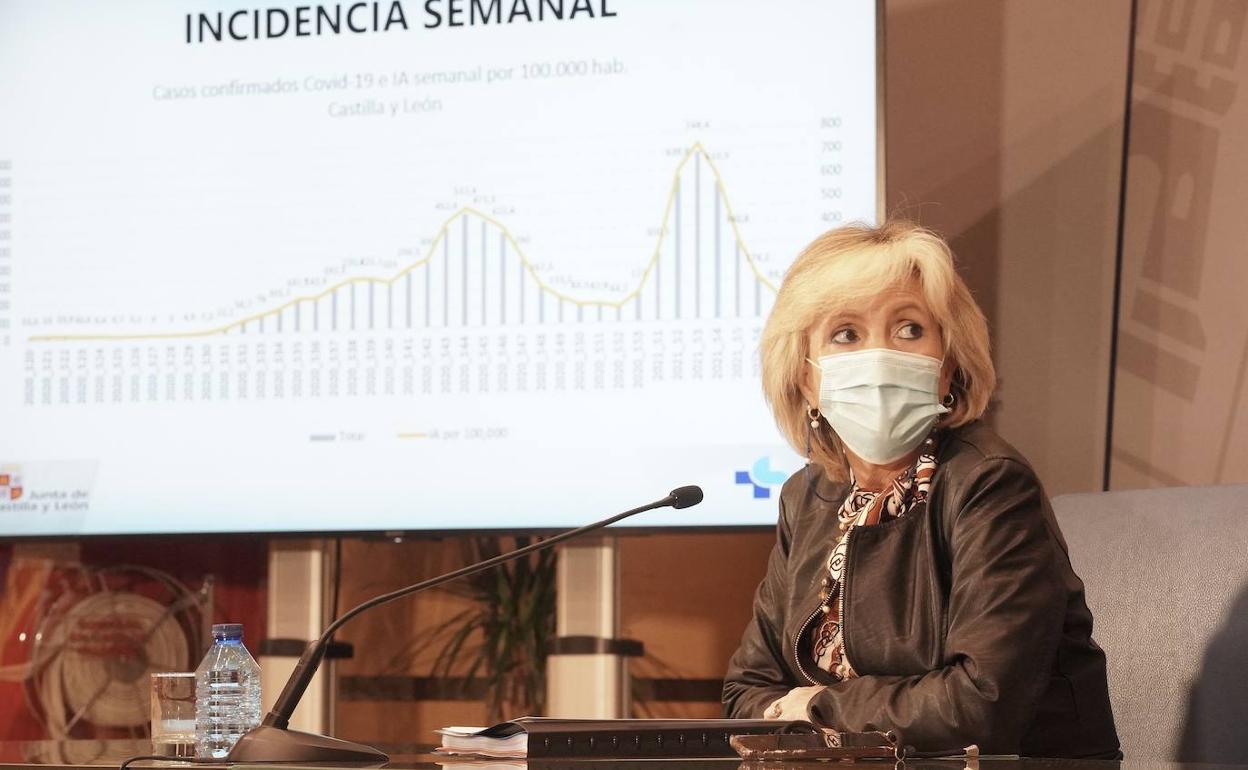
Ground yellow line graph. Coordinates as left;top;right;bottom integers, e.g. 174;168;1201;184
29;142;776;343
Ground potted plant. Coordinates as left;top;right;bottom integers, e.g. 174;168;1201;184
414;536;557;722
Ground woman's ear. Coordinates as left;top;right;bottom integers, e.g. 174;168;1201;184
939;357;957;402
800;358;820;410
800;327;822;409
803;349;823;411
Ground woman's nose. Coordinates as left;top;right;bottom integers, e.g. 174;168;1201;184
863;331;901;350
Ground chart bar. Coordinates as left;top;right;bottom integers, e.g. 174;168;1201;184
714;178;721;318
694;153;701;319
735;240;741;318
655;237;661;319
674;180;681;319
755;265;761;316
519;245;525;324
461;215;468;327
480;220;487;325
499;232;506;323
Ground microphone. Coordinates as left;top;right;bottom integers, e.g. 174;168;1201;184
226;485;703;764
669;484;703;509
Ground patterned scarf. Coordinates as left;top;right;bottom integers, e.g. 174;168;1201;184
811;435;939;679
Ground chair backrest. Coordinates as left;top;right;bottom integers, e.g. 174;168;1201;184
1052;484;1248;763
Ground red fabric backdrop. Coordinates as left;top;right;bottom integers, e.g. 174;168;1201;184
0;537;267;741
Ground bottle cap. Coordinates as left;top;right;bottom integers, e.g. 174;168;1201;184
211;623;244;641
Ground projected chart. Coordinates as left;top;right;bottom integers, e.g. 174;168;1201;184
0;0;879;534
33;144;780;339
21;143;806;405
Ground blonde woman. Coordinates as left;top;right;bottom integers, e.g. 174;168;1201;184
722;222;1120;758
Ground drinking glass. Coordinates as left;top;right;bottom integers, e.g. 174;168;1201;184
150;672;196;758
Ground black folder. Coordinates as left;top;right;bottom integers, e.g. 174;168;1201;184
449;717;818;758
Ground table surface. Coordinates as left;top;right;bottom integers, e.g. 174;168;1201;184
2;741;1246;770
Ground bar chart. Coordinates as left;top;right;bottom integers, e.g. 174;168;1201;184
29;144;779;345
17;142;788;407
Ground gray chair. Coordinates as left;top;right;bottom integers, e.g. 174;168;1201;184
1052;484;1248;763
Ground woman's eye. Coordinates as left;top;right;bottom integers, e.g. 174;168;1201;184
831;328;858;344
897;322;924;340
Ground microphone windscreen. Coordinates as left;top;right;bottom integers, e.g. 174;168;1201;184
669;485;704;509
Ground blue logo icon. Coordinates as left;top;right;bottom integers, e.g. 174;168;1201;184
735;457;788;499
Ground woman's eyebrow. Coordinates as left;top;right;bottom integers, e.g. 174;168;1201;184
884;302;930;317
825;310;864;324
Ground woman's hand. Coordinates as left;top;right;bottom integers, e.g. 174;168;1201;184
763;685;826;721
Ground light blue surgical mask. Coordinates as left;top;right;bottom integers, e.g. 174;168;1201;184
808;348;949;465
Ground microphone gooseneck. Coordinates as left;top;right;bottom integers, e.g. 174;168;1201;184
251;486;704;748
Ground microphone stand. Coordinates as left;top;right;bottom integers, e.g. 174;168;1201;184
226;486;703;764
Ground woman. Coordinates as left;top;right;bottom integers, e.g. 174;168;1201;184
722;221;1120;758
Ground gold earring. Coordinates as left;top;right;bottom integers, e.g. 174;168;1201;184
805;406;821;462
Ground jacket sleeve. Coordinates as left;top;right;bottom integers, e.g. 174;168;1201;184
806;458;1068;753
722;493;800;719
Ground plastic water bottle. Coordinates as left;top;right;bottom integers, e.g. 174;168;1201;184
194;623;262;758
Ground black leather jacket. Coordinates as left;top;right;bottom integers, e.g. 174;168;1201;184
722;422;1120;758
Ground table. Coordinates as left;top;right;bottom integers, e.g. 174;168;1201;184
2;742;1246;770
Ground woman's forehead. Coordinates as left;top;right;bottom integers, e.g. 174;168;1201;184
817;284;934;323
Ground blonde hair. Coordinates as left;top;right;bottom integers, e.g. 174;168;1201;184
760;220;995;480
